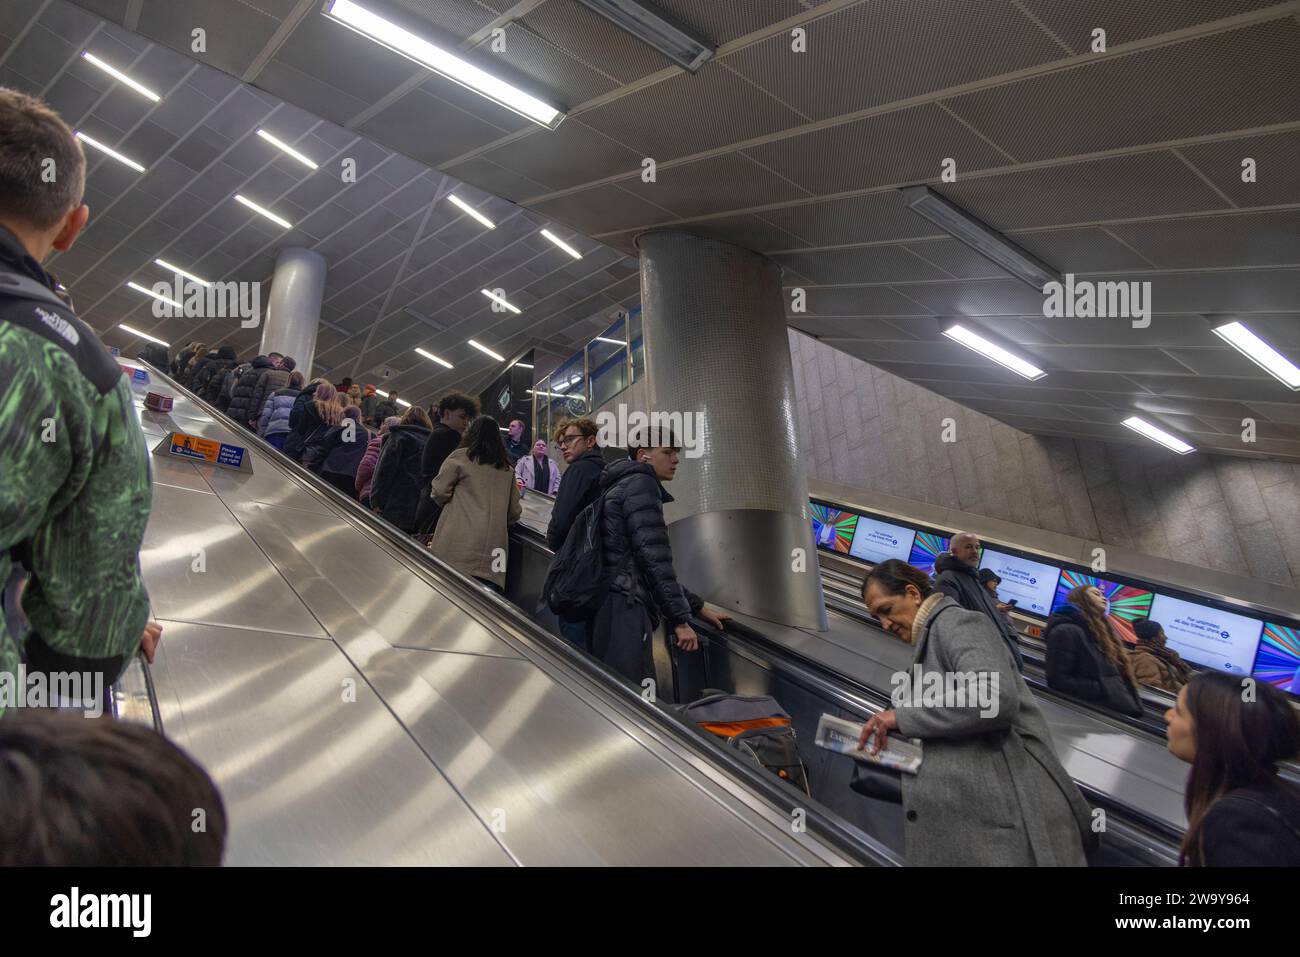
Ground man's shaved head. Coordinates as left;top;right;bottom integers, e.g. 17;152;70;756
950;532;981;567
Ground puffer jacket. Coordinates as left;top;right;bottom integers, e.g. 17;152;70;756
370;423;431;532
282;381;321;461
599;459;702;629
191;345;238;403
1043;603;1143;716
248;365;291;427
355;433;384;501
257;387;300;437
216;360;249;412
225;356;274;425
305;419;371;477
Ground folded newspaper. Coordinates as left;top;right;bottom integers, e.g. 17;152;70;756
815;713;922;774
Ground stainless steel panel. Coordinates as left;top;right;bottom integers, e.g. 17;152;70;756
201;460;338;517
141;483;328;639
148;455;215;494
149;619;513;866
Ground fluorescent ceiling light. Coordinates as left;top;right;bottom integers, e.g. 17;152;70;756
125;280;182;309
154;259;210;287
256;129;318;169
234;194;293;229
941;323;1046;380
902;186;1059;289
551;380;570;393
468;339;505;362
540;229;582;259
448;195;495;229
375;389;389;397
1211;321;1300;390
415;347;453;369
481;289;520;314
80;52;161;102
74;132;145;173
594;336;626;345
118;323;169;346
1122;416;1195;455
574;0;714;72
322;0;563;127
514;362;534;369
395;398;411;408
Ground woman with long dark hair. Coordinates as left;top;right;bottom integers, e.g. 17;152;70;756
1168;671;1300;866
1043;583;1143;717
428;415;520;591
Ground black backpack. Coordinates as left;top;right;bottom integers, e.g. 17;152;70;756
542;494;610;620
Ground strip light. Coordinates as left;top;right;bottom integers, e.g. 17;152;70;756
574;0;714;73
480;289;520;314
514;362;534;369
594;336;627;345
448;195;495;229
125;280;182;309
1212;321;1300;390
154;259;210;287
256;129;318;169
81;52;161;102
322;0;563;127
468;339;505;362
1122;416;1195;455
415;347;453;369
234;194;293;229
395;398;411;408
75;132;145;172
941;323;1046;380
540;229;582;259
118;323;169;346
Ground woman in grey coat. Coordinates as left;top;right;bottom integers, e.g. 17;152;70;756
857;559;1097;866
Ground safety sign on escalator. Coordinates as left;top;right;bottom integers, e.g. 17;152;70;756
151;430;253;473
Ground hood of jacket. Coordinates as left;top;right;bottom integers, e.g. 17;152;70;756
601;458;673;503
388;423;430;442
250;355;273;370
217;344;237;360
933;552;978;577
1046;602;1085;629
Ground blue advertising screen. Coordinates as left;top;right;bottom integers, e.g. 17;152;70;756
1149;593;1263;677
977;549;1061;617
848;516;916;566
908;532;950;575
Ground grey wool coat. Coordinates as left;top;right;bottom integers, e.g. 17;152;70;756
892;595;1097;866
429;449;521;588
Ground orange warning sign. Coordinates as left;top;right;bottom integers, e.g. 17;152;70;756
168;433;222;463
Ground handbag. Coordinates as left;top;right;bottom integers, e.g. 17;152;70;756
849;757;904;804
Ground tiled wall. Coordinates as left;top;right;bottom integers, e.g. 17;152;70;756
790;330;1300;589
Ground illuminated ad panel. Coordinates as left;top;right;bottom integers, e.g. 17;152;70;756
978;549;1061;617
1148;593;1263;677
908;532;950;575
848;516;917;565
810;503;858;554
1052;570;1154;642
1253;622;1300;694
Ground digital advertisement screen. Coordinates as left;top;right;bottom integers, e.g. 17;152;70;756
908;532;950;575
848;516;917;565
1148;593;1263;676
1252;622;1300;695
810;503;858;554
978;549;1062;617
1051;570;1155;643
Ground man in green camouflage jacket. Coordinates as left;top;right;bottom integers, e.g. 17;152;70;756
0;87;157;712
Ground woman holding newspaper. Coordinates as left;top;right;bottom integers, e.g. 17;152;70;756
857;560;1097;866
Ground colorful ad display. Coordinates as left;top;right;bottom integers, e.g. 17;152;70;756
1050;570;1154;644
1252;622;1300;694
908;532;950;575
848;516;917;566
1148;593;1263;676
978;549;1061;617
810;503;858;554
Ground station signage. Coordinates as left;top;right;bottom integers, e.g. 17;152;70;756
151;430;253;473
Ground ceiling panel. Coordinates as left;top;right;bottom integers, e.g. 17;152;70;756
1019;0;1286;54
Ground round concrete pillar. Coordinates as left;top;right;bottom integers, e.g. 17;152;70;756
260;247;325;379
637;230;827;631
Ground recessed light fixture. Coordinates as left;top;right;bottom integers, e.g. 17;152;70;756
1211;320;1300;390
80;52;161;102
256;129;318;170
468;339;505;362
540;228;582;259
1122;416;1195;455
118;323;169;345
234;194;293;229
902;186;1059;289
415;347;453;369
448;195;495;229
75;132;145;173
480;289;520;314
573;0;714;73
322;0;564;128
154;259;210;287
941;323;1046;380
125;280;182;309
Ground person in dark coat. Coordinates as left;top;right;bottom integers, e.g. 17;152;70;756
370;405;433;533
224;355;274;427
306;405;371;498
931;532;1024;671
360;384;381;426
215;358;250;413
284;381;340;463
190;345;237;404
257;370;303;449
504;418;527;466
245;353;293;430
137;342;169;369
546;417;605;652
1043;583;1143;717
372;391;399;424
414;392;479;536
1129;618;1192;693
1167;670;1300;866
589;434;729;683
282;378;322;461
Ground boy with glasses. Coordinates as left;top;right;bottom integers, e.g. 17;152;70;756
547;417;605;650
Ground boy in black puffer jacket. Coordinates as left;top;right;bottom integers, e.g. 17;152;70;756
590;434;729;684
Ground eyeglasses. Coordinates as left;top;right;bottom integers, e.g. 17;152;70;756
557;433;586;447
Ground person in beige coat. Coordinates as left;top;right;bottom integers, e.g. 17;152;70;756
429;415;521;591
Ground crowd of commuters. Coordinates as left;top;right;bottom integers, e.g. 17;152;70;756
0;86;1296;868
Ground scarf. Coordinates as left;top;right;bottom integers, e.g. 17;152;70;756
1136;636;1192;685
909;592;947;645
531;454;551;491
